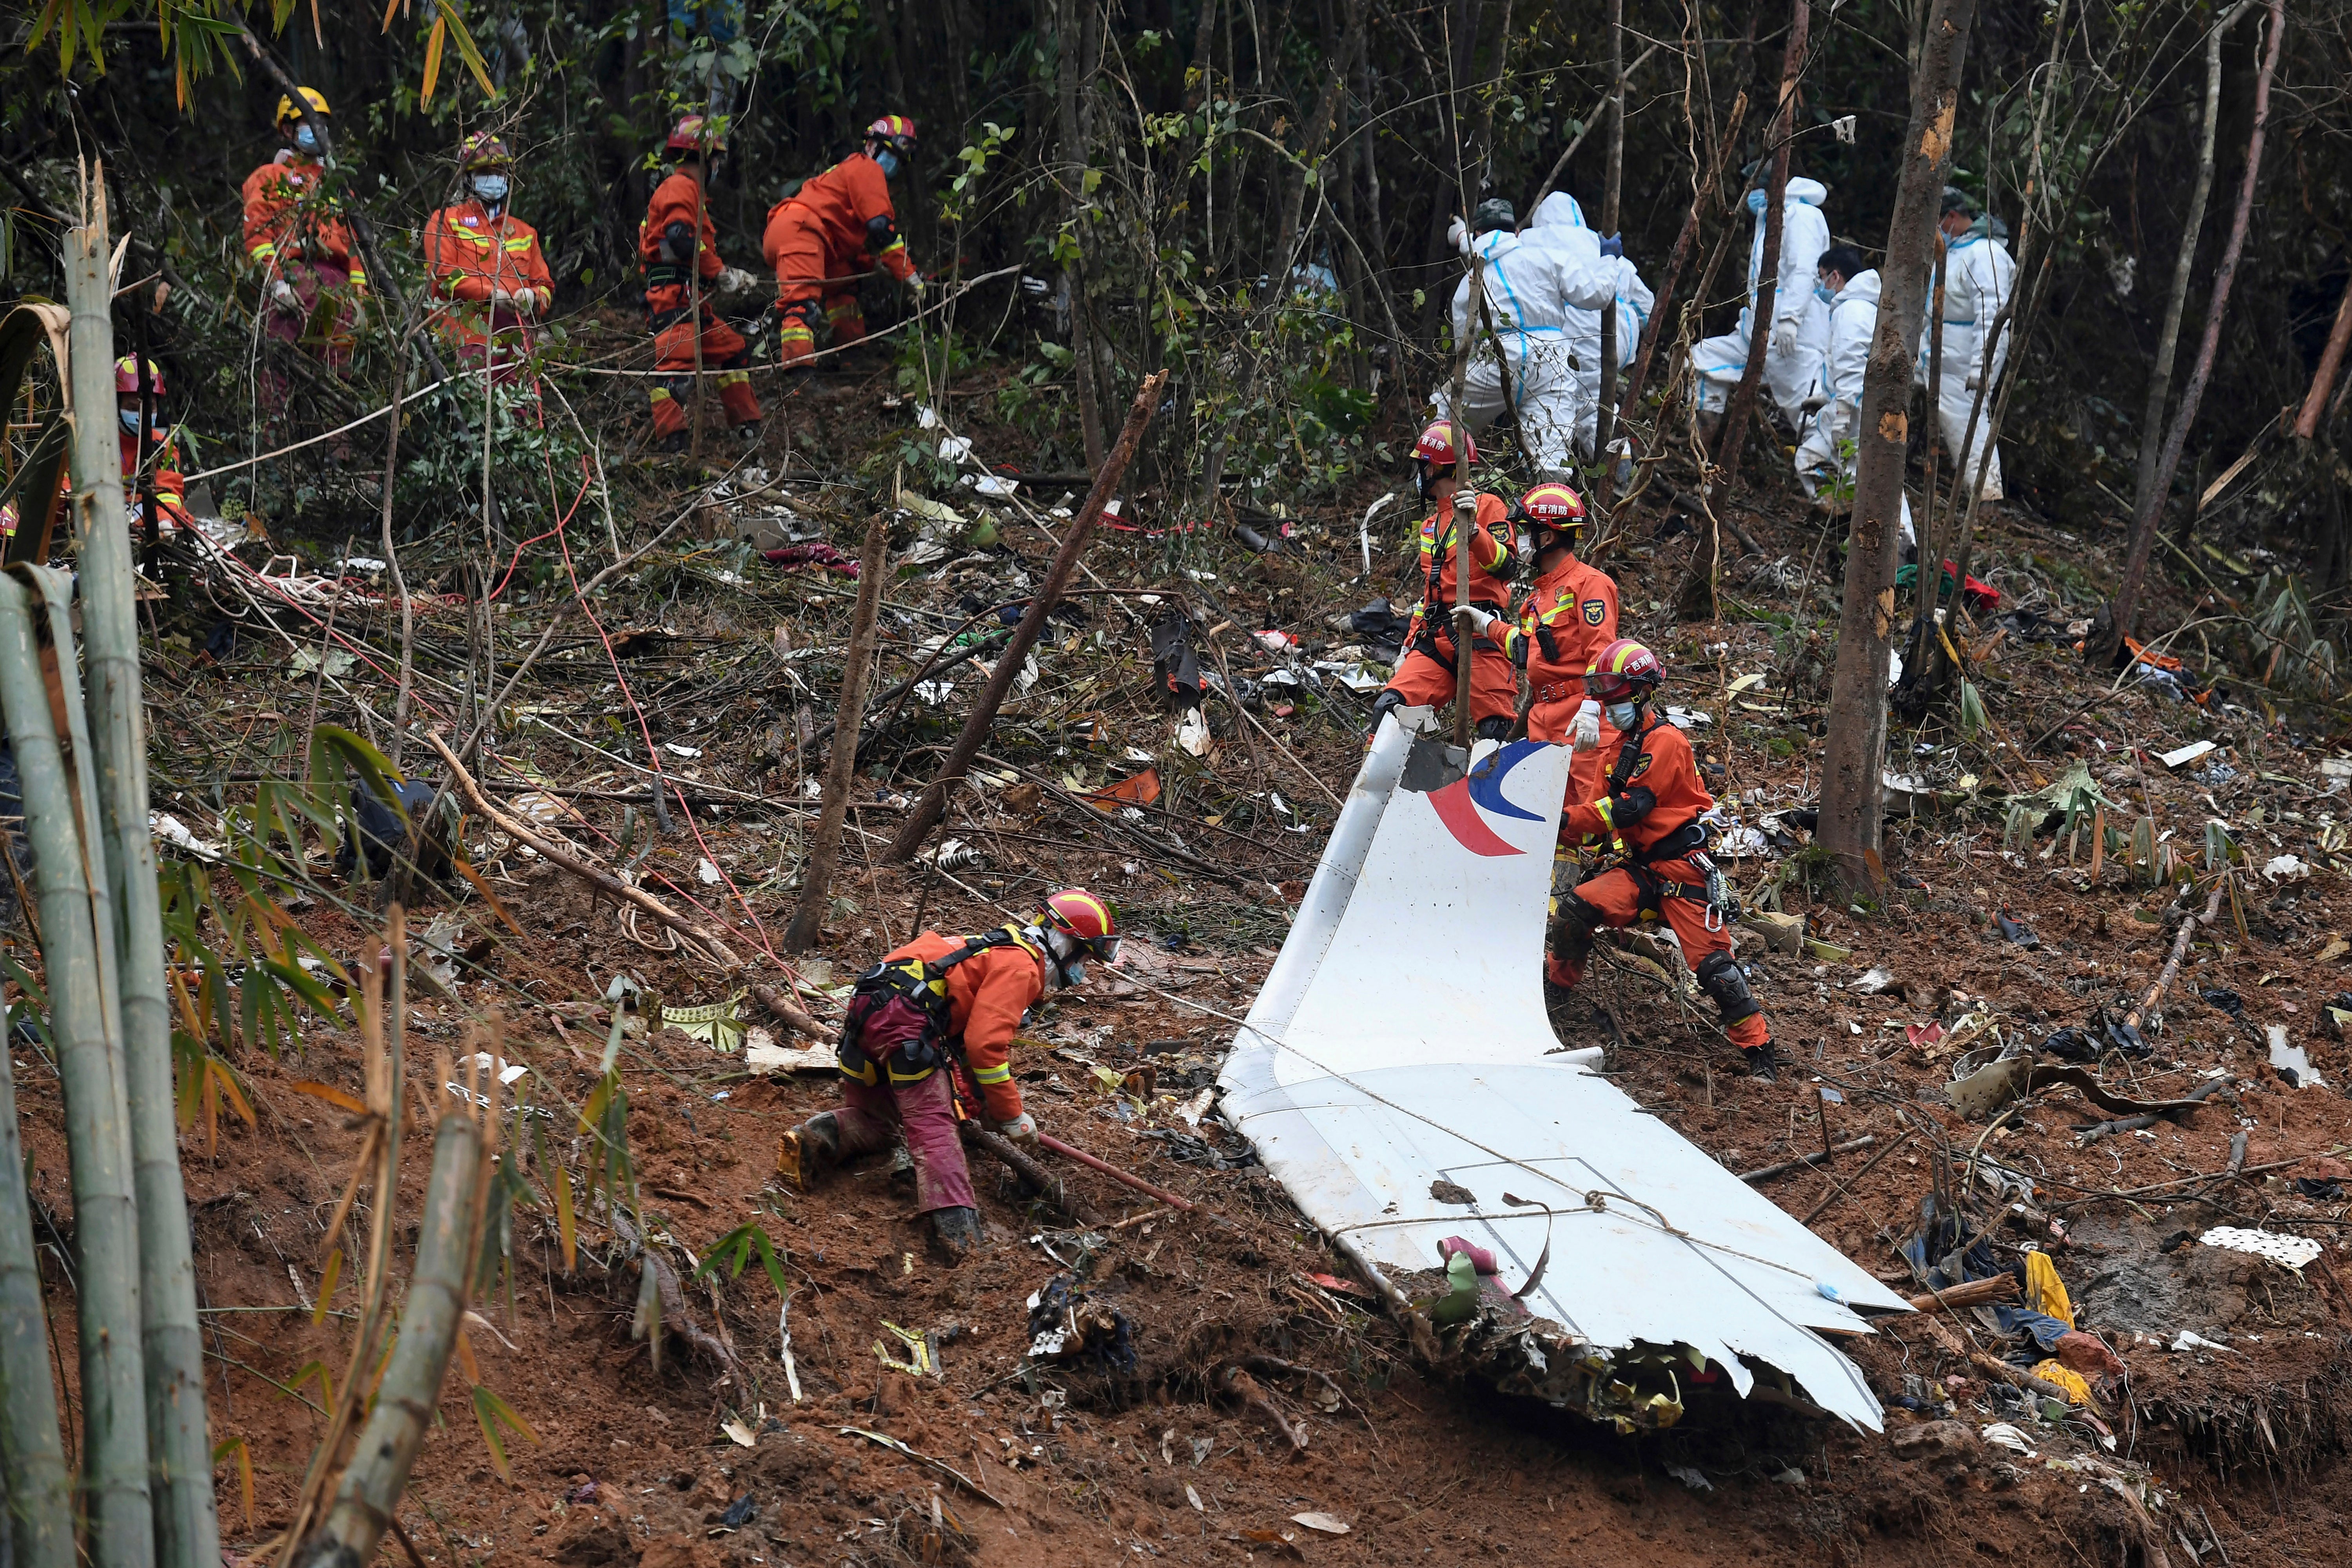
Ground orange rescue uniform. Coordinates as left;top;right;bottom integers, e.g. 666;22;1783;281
241;152;367;376
761;152;917;366
880;931;1045;1125
1499;552;1619;802
120;427;194;531
637;169;760;437
423;201;554;377
1378;492;1520;727
1552;715;1767;1050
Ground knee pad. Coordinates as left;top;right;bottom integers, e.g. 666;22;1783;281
1550;893;1601;959
1475;715;1513;741
1695;950;1762;1024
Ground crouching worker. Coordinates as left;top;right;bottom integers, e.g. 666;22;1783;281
779;889;1120;1257
1547;640;1777;1081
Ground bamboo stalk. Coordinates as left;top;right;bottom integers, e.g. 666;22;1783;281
289;1071;486;1568
65;200;220;1568
786;514;891;952
0;1017;73;1568
0;568;154;1568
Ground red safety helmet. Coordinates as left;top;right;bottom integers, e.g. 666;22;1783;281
1411;419;1477;469
114;356;165;397
666;115;724;155
1510;481;1586;530
1583;638;1664;702
1040;887;1121;965
460;131;513;172
866;114;918;156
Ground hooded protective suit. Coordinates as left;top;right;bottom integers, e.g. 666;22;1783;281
1429;227;1632;478
1795;268;1914;544
1917;218;2016;500
1690;177;1831;425
1524;193;1657;457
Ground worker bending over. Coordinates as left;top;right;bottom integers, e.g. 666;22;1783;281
1548;640;1777;1081
1367;423;1521;742
779;889;1121;1258
1495;482;1617;811
240;88;368;387
423;134;554;383
763;116;923;369
639;116;763;450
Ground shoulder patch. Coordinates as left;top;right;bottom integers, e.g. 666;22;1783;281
1630;752;1655;779
1583;598;1607;626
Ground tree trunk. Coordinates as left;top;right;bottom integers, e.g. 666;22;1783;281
2296;277;2352;441
2097;0;2283;665
1267;0;1366;294
1710;0;1809;497
2133;4;2249;516
1618;91;1749;457
1817;0;1981;895
1593;0;1626;463
0;1038;73;1568
785;515;891;953
1057;0;1107;468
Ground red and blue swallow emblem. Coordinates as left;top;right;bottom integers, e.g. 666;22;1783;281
1425;739;1546;857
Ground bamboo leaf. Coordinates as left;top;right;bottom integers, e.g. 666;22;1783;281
469;1384;539;1481
454;1326;481;1387
289;1078;369;1118
551;1155;576;1274
211;1437;255;1529
436;0;499;98
314;1247;343;1325
449;852;526;939
207;1057;258;1131
420;13;447;106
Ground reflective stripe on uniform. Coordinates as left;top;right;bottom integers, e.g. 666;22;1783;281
971;1062;1012;1085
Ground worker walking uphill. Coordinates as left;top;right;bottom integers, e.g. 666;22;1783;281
1367;423;1521;742
423;134;554;383
1919;186;2016;501
1548;640;1777;1081
778;889;1121;1257
240;88;368;384
1495;483;1617;809
639;116;763;450
762;116;923;369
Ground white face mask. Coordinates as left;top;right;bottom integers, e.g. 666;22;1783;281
471;174;510;204
1606;700;1641;730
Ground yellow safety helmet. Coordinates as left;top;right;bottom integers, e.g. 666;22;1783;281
274;86;332;126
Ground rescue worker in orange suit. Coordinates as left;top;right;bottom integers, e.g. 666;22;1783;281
1494;481;1619;813
778;889;1120;1257
1366;422;1521;741
422;134;554;383
638;115;762;450
240;88;368;383
1549;639;1777;1081
762;115;923;369
115;356;196;534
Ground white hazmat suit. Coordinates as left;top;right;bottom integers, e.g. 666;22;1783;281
1524;192;1657;457
1917;220;2016;500
1690;176;1832;426
1793;268;1913;546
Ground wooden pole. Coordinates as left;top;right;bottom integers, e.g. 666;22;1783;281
67;188;219;1568
1441;256;1483;754
2294;275;2352;441
786;514;891;952
882;370;1167;863
1593;0;1626;463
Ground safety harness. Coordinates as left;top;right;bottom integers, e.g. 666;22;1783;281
836;925;1035;1088
1601;717;1732;931
1409;510;1508;674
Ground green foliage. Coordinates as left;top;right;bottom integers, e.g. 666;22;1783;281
693;1219;791;1302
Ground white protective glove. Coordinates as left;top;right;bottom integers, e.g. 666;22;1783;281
908;271;929;298
514;287;543;316
1772;321;1800;359
717;265;757;294
1445;214;1470;254
1454;488;1479;515
1570;698;1602;753
994;1111;1039;1145
269;278;301;310
1964;368;1982;392
488;287;514;307
1459;605;1499;637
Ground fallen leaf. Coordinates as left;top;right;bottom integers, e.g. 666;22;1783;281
720;1419;756;1448
1290;1513;1349;1535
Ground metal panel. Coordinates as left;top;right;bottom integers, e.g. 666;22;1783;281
1221;711;1910;1430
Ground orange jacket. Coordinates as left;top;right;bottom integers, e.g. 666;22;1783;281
118;427;189;515
423;202;554;321
1562;713;1713;856
1408;492;1515;636
884;929;1045;1122
764;153;915;283
639;169;724;292
240;154;364;281
1502;554;1618;700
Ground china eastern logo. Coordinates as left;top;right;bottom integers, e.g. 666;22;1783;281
1425;739;1545;857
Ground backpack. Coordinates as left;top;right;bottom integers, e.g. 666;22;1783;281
837;926;1028;1087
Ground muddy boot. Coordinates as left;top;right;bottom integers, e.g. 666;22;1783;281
1742;1040;1779;1083
928;1205;984;1262
887;1136;916;1193
777;1112;843;1191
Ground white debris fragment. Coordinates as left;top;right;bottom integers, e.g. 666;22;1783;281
2200;1227;2323;1272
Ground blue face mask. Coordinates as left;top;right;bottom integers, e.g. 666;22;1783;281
293;123;320;154
1815;282;1838;304
1606;701;1641;730
471;174;510;204
1746;188;1768;215
873;147;900;179
119;408;147;435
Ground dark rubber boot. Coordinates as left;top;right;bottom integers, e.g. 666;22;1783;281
1743;1041;1779;1083
777;1112;842;1190
928;1205;984;1262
